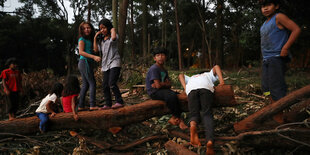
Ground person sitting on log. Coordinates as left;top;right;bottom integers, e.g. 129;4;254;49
61;75;80;121
35;83;63;133
178;65;225;155
146;47;188;130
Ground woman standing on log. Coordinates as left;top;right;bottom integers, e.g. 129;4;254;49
77;22;101;111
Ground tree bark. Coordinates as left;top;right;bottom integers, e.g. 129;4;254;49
112;0;118;30
164;140;198;155
234;85;310;133
215;0;224;66
118;0;129;58
142;0;148;57
174;0;183;70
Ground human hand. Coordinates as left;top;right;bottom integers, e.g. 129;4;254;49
4;89;10;95
93;56;101;62
73;114;79;121
280;48;288;57
50;112;56;117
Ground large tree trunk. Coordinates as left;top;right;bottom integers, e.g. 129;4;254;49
174;0;183;70
0;87;237;135
118;0;129;58
112;0;118;30
234;85;310;133
215;0;224;66
142;0;148;57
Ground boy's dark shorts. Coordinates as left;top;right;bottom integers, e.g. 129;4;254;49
261;57;288;101
5;91;20;114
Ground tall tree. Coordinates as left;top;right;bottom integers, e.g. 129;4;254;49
118;0;129;58
161;1;167;48
142;0;148;57
112;0;118;30
87;0;91;22
129;0;135;60
216;0;224;66
174;0;183;70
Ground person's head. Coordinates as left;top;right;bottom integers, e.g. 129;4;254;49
259;0;279;17
5;57;18;70
78;21;95;39
62;75;80;97
152;47;168;66
98;18;113;36
49;82;64;97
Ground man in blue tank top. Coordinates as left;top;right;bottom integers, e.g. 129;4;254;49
259;0;300;122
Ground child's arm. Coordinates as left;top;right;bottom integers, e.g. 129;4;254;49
276;13;301;57
110;28;117;41
152;79;171;89
213;65;225;85
71;96;79;121
79;40;101;62
93;31;102;53
2;78;10;95
178;74;186;91
46;101;56;117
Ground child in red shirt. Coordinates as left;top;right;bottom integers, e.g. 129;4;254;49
0;58;23;121
61;75;80;121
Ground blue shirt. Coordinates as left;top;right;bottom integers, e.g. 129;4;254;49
260;13;289;60
146;64;169;95
78;37;93;60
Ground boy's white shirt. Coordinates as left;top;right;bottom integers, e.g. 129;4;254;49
35;93;57;113
185;69;218;95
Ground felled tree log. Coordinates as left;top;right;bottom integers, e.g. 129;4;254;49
0;88;237;135
164;140;198;155
234;85;310;133
283;98;310;122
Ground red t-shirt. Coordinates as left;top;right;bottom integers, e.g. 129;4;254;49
0;69;22;92
61;94;79;113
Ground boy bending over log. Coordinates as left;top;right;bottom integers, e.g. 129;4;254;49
179;65;225;155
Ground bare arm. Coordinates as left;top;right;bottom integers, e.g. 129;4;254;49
152;79;171;89
2;78;10;95
276;13;301;57
110;28;117;41
79;40;101;62
46;100;56;117
213;65;225;85
178;73;186;91
71;96;79;121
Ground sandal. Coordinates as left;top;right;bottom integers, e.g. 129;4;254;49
112;103;124;109
99;105;111;110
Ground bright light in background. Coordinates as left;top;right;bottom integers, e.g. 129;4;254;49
2;0;74;23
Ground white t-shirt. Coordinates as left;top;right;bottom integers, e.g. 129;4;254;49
35;93;57;113
185;69;218;95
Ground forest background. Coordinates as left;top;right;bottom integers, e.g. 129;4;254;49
1;0;310;154
0;0;310;75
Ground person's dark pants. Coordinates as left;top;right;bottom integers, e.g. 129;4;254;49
103;67;123;107
5;91;19;114
36;113;49;132
262;57;287;101
150;89;182;118
78;59;96;108
188;89;214;142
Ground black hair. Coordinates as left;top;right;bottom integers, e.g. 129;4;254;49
62;75;80;97
259;0;279;6
98;18;113;35
49;82;64;97
152;47;168;56
5;57;18;67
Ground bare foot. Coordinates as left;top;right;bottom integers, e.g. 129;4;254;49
206;140;215;155
190;126;201;147
179;120;188;130
168;116;180;125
